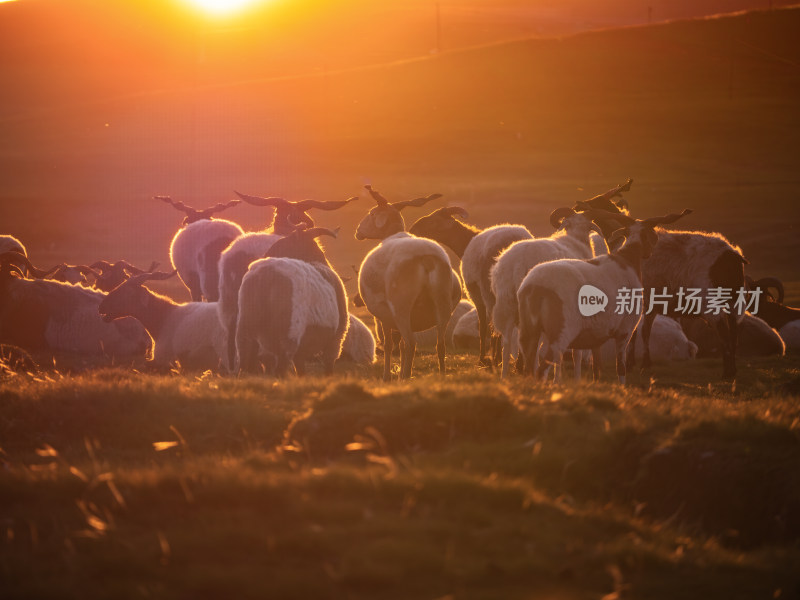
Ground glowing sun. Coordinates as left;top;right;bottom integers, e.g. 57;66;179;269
182;0;263;17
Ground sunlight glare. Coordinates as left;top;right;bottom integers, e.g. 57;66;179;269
182;0;264;17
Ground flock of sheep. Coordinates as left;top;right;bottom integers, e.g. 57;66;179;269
1;178;798;382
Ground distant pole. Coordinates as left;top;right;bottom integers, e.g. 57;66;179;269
436;2;442;53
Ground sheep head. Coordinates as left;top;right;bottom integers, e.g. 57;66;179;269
265;225;338;265
355;185;443;240
236;191;357;236
746;276;784;304
609;209;692;259
90;260;160;292
550;207;605;239
573;178;633;238
99;270;177;322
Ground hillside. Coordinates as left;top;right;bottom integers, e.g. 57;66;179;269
1;6;799;298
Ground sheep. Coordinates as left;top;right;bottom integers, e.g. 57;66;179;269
89;260;160;293
682;312;785;358
235;227;348;376
517;209;691;384
744;277;800;332
98;270;226;371
234;191;359;235
597;315;697;364
409;207;531;369
217;232;282;372
0;235;26;257
573;195;747;380
354;185;462;380
45;263;101;287
778;320;800;352
452;307;480;351
158;196;245;302
0;252;151;361
490;207;608;378
339;314;377;365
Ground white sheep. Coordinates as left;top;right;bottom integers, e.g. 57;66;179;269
216;232;281;372
779;320;800;352
169;218;245;302
339;314;377;365
98;270;226;371
235;227;348;376
490;208;607;377
0;252;150;361
355;186;462;380
597;315;697;364
452;307;480;351
517;210;691;384
157;196;245;302
409;208;532;368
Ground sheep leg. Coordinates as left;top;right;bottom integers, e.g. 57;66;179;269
397;331;416;380
381;321;394;381
614;336;629;384
235;330;258;375
572;350;583;382
591;346;602;382
436;323;447;375
716;315;738;380
639;313;656;370
182;271;204;302
466;281;492;369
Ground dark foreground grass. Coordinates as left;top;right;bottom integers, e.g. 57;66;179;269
2;352;800;599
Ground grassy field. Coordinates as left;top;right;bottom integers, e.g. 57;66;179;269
2;352;800;599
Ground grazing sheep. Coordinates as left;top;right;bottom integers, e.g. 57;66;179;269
98;270;226;371
490;207;607;377
778;320;800;352
217;232;282;372
517;209;691;384
355;186;462;380
0;252;150;361
409;206;531;369
235;227;348;376
453;308;480;351
597;315;697;364
340;314;377;365
683;312;785;358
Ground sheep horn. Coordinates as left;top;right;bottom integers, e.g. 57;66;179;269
641;209;692;228
0;252;57;279
293;197;359;211
90;260;113;272
78;265;102;278
234;191;288;208
587;178;633;203
305;227;339;240
607;228;627;251
127;270;178;287
549;207;575;229
364;185;389;207
574;204;636;227
754;277;785;304
392;193;443;211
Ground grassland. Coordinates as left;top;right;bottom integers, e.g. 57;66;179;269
2;351;800;599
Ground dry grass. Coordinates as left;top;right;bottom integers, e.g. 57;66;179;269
2;351;799;599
